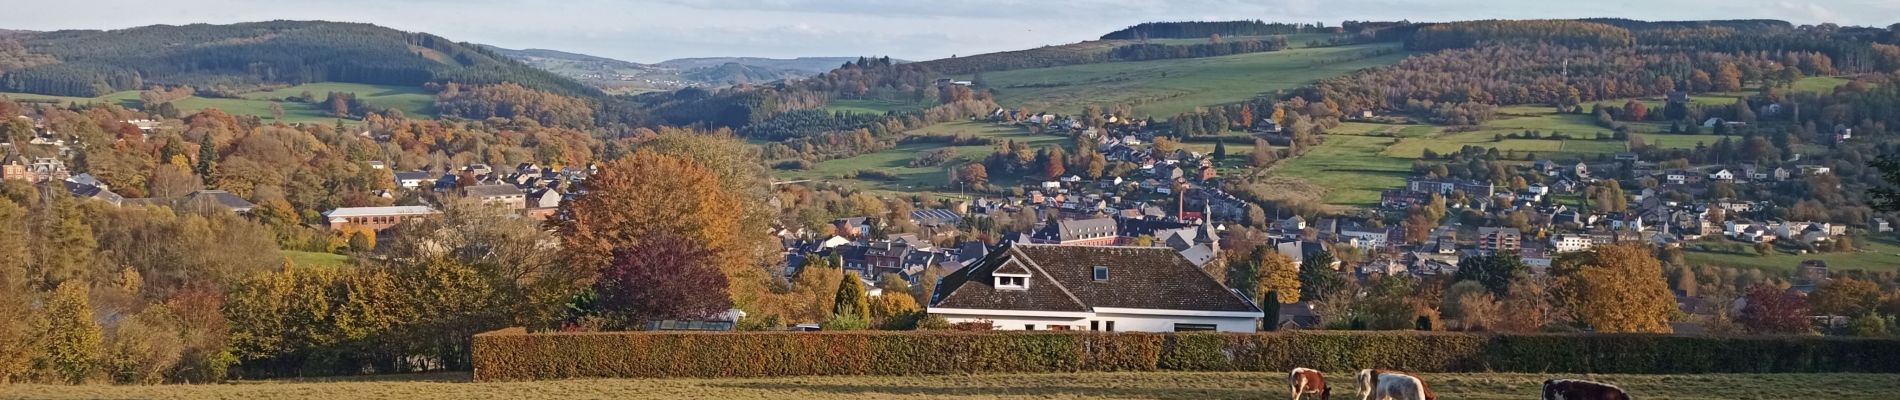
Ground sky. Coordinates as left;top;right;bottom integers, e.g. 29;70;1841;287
1;0;1895;64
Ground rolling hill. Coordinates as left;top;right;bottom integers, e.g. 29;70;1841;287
0;20;594;98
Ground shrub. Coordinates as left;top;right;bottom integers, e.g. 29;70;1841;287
470;330;1900;381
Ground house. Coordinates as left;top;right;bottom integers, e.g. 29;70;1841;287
833;217;873;238
323;206;439;231
61;180;122;206
930;243;1263;332
1476;227;1522;252
1663;170;1691;186
394;171;435;189
1709;169;1734;181
1772;167;1793;181
123;190;256;214
1276;301;1322;330
1613;152;1639;162
1407;178;1495;198
464;184;525;209
1031;217;1119;246
910;209;963;227
1550;234;1594;253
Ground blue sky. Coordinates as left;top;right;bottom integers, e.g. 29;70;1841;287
1;0;1893;63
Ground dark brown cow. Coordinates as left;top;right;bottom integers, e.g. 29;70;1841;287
1288;367;1331;400
1543;379;1631;400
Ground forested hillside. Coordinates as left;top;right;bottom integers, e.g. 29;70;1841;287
0;21;594;98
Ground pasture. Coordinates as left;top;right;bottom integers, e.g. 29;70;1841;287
1272;135;1411;207
973;43;1411;118
771;121;1068;193
6;371;1897;399
1683;237;1900;273
0;82;433;124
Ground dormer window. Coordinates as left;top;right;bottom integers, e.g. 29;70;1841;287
1093;266;1109;281
994;274;1029;290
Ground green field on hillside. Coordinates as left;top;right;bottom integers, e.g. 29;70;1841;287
1;82;433;124
1684;237;1900;273
773;121;1068;193
1274;135;1411;207
973;43;1411;118
1141;33;1342;49
8;371;1897;400
821;99;931;115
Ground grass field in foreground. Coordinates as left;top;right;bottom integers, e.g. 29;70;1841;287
7;371;1898;400
1;82;432;124
974;43;1411;118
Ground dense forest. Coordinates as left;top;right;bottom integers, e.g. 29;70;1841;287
0;21;593;98
1407;20;1637;50
1301;21;1900;124
1108;37;1289;61
1100;20;1323;40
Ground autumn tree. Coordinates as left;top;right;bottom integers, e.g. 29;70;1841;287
555;150;740;290
1739;284;1812;334
1494;275;1556;332
1557;244;1674;333
1811;278;1882;317
593;233;732;328
42;281;102;383
792;256;844;323
1255;248;1301;303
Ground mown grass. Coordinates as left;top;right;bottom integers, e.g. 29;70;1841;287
973;43;1411;118
1;82;433;124
6;371;1897;400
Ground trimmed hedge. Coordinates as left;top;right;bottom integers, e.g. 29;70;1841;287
471;330;1900;381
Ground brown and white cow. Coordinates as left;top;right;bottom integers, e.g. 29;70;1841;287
1288;367;1332;400
1543;379;1631;400
1356;369;1436;400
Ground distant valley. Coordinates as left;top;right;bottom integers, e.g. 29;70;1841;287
483;46;869;93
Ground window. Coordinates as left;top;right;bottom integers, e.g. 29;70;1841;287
1173;323;1218;332
995;276;1028;289
1024;324;1036;331
1049;325;1072;331
1093;266;1109;281
1090;321;1100;331
1105;321;1116;332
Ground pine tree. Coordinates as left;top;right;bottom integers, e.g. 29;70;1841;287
1212;139;1228;162
194;134;217;178
44;281;102;383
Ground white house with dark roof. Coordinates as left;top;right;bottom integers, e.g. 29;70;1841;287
929;243;1262;332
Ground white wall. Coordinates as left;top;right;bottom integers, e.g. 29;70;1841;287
935;311;1257;333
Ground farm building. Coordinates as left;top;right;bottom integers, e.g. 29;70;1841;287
929;243;1262;332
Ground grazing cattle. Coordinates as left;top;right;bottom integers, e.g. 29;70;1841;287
1288;367;1331;400
1543;379;1630;400
1357;369;1436;400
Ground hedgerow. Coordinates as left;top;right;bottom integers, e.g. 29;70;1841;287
471;330;1900;381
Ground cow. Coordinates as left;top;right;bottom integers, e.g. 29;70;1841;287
1288;367;1331;400
1543;379;1631;400
1357;369;1436;400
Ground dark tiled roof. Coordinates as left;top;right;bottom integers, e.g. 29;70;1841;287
933;243;1261;313
465;184;523;197
1032;217;1117;241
